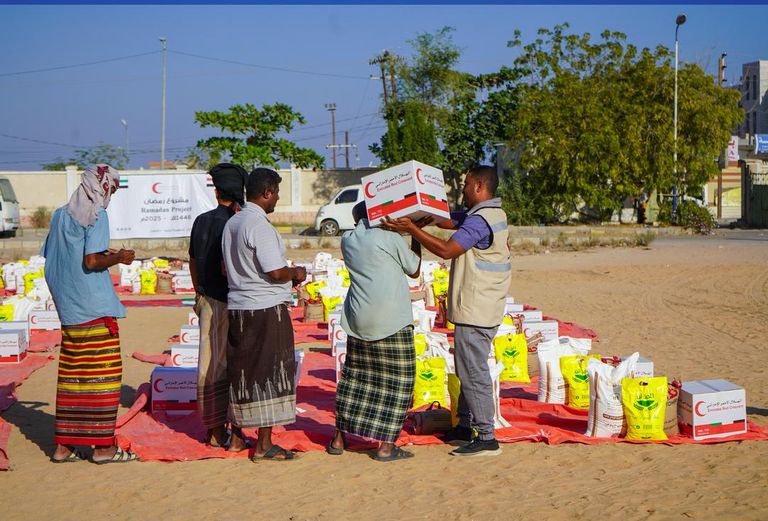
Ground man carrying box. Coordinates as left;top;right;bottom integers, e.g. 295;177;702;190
189;163;248;448
383;165;511;457
222;168;307;460
42;164;138;464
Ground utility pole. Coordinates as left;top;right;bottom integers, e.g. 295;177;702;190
717;52;727;219
344;130;350;168
369;50;398;111
326;129;357;169
121;119;129;167
325;103;337;169
159;37;167;170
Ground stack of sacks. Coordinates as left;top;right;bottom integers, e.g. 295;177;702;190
584;353;639;437
537;336;593;404
118;260;141;287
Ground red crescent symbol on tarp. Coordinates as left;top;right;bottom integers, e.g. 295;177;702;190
364;182;375;198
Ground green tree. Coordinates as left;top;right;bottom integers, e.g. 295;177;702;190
194;103;325;170
42;143;128;170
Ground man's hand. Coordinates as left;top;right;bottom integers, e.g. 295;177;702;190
291;266;307;286
381;216;417;234
116;249;135;265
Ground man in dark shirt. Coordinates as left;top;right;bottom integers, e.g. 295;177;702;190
189;163;248;448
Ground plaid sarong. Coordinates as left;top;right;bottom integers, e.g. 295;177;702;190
335;326;415;443
227;305;296;428
195;295;230;429
55;318;122;446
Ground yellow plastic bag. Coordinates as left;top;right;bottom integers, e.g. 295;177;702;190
621;377;668;441
447;373;461;427
337;269;350;288
433;267;449;282
413;357;447;409
305;281;327;300
152;259;170;269
560;354;601;409
431;280;449;298
493;333;530;383
23;270;43;295
414;333;427;357
0;304;14;321
140;269;157;295
321;295;342;322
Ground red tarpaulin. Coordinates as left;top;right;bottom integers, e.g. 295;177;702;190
115;351;768;463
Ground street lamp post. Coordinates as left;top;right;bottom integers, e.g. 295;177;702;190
120;119;129;167
159;37;167;170
672;14;686;219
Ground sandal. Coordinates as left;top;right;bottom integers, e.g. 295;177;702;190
326;432;346;456
51;450;86;464
373;446;414;462
92;447;140;465
251;444;295;462
207;429;232;448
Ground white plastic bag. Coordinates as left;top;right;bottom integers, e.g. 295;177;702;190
584;352;639;437
537;336;592;404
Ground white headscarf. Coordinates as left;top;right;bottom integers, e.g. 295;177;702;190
66;164;120;227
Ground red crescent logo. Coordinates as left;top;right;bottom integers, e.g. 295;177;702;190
30;315;38;325
172;354;182;366
151;182;162;194
364;182;375;198
335;329;345;341
694;401;706;417
153;378;165;393
181;333;188;343
415;168;424;185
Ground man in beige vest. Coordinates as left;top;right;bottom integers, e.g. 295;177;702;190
383;165;511;457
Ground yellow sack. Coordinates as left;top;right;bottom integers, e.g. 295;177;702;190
337;269;350;287
413;357;447;409
447;373;461;427
431;280;449;298
414;333;427;357
493;333;530;383
621;377;668;441
321;295;342;322
560;354;601;409
433;267;449;282
305;281;327;300
0;303;14;321
152;259;170;269
24;270;43;295
140;269;157;295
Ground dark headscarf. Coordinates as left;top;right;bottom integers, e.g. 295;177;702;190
210;163;248;206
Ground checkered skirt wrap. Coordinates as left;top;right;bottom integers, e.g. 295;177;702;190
335;326;415;443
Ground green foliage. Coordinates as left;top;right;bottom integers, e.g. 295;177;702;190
31;206;52;228
371;101;440;167
656;199;717;234
42;143;128;170
194;103;325;170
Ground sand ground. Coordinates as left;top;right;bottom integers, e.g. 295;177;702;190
2;233;767;521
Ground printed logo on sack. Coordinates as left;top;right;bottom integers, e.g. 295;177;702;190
573;369;589;383
151;182;163;194
632;398;659;411
503;347;519;360
694;401;707;417
153;378;165;393
419;370;437;382
364;182;376;198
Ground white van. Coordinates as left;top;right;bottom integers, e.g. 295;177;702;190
313;184;363;236
0;177;20;238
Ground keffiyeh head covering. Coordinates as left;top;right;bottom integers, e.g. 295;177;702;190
66;164;120;227
209;163;248;206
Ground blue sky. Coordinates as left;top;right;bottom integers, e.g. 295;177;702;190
1;5;766;171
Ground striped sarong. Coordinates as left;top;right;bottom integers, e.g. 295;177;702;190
55;318;122;446
335;326;415;443
227;304;296;429
195;295;230;429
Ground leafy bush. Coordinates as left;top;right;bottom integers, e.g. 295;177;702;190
657;200;717;234
31;206;52;228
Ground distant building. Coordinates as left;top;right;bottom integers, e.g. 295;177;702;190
737;60;768;139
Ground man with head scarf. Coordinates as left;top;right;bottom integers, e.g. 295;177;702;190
43;164;138;464
188;162;248;448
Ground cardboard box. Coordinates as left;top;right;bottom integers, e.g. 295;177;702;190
601;355;654;378
327;311;342;341
170;344;199;368
0;329;28;363
332;342;347;382
187;312;199;327
172;272;195;294
522;320;559;342
179;325;200;345
331;323;348;352
362;160;450;224
0;320;31;339
678;379;747;440
151;367;197;415
28;310;61;331
505;302;524;314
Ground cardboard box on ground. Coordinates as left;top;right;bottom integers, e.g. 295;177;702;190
362;160;450;225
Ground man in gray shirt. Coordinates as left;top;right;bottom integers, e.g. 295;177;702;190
222;167;307;461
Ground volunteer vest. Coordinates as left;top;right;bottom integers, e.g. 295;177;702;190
447;203;511;328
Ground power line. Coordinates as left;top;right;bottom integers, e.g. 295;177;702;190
0;132;80;149
169;50;370;81
0;51;161;78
